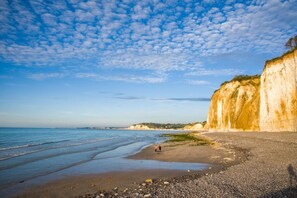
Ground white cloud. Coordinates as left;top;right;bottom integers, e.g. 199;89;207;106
26;71;166;84
75;73;98;78
187;80;210;85
186;68;242;76
28;73;65;80
100;53;198;71
0;0;296;82
98;73;167;84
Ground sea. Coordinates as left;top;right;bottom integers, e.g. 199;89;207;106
0;128;207;196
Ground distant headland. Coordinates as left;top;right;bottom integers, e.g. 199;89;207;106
127;122;207;130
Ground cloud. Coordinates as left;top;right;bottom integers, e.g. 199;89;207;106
114;96;145;100
186;68;242;76
98;73;166;84
0;0;297;82
28;73;65;80
75;73;98;78
100;53;198;71
187;80;210;85
113;95;211;102
27;71;166;84
161;98;211;102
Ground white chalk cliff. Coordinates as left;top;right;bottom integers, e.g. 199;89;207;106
207;76;260;131
260;50;297;131
207;49;297;132
127;124;151;130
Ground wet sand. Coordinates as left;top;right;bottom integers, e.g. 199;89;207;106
17;170;187;198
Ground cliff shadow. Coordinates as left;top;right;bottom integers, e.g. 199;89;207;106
259;164;297;198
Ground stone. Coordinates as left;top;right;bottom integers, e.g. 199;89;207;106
144;193;152;197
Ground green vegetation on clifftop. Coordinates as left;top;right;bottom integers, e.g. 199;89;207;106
220;75;261;87
136;123;188;129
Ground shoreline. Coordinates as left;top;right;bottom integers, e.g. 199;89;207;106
14;131;297;197
16;132;248;197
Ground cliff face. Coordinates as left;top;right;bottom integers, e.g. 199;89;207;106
127;124;151;130
183;122;206;130
207;49;297;132
207;77;260;131
260;50;297;131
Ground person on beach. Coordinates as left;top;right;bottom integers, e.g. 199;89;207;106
154;145;161;152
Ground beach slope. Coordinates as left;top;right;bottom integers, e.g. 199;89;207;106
18;132;297;197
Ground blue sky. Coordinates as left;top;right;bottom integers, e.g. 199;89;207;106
0;0;296;127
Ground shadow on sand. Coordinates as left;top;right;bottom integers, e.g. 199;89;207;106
288;164;297;188
259;164;297;198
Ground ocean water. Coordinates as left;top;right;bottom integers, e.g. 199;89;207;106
0;128;207;196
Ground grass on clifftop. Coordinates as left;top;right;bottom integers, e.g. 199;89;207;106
264;47;296;68
220;74;260;87
161;132;214;146
138;122;188;129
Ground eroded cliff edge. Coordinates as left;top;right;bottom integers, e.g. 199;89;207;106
208;49;297;132
207;76;260;131
260;49;297;131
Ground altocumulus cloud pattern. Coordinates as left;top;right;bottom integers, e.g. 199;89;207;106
0;0;297;83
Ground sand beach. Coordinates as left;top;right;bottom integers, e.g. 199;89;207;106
16;131;297;197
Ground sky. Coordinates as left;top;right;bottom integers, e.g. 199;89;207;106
0;0;297;127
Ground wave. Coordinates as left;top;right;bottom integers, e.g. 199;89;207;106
0;140;70;152
0;150;39;161
0;138;116;162
1;140;147;187
0;138;131;171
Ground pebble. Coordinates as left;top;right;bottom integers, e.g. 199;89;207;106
142;183;146;186
80;133;297;198
123;188;128;193
100;193;105;197
145;179;153;183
